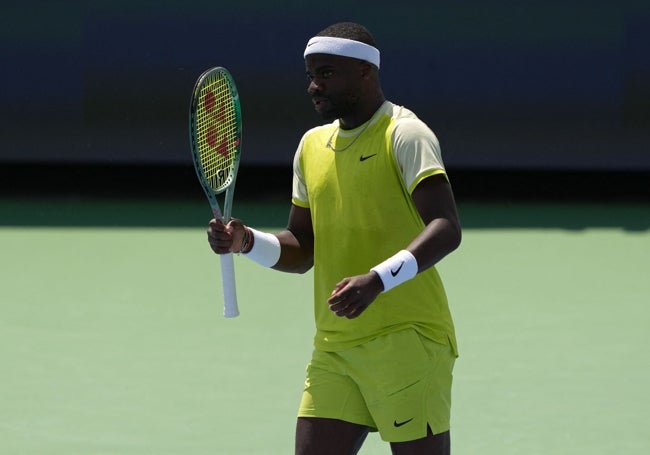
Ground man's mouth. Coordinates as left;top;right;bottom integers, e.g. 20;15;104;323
312;96;329;109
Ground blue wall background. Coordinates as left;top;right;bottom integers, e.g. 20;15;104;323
2;0;649;170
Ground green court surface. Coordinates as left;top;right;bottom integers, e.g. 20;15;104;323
1;199;649;454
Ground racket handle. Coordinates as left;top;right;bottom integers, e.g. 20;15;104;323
220;253;239;318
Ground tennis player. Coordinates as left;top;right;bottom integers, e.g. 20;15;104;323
207;22;461;455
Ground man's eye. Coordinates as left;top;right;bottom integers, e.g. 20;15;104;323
306;70;334;82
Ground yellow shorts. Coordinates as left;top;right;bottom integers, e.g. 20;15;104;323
298;328;455;443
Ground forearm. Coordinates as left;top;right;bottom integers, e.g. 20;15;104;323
272;229;314;274
407;217;461;272
406;174;462;272
238;226;313;274
369;217;460;294
223;204;313;273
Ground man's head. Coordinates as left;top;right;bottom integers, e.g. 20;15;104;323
303;23;384;126
304;22;380;69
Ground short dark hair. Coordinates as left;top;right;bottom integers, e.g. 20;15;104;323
315;22;377;48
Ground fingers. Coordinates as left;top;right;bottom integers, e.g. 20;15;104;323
327;273;384;319
207;218;236;254
329;279;348;298
207;217;249;255
328;294;366;319
327;278;371;319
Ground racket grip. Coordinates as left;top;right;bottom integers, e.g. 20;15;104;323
220;253;239;318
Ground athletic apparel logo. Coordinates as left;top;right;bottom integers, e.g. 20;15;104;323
390;262;404;277
359;153;377;161
393;418;414;428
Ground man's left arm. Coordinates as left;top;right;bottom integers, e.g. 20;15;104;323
407;173;462;272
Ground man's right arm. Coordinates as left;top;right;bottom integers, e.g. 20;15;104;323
273;204;314;274
207;203;314;274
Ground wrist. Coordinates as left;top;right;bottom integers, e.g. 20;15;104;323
242;228;281;267
237;226;254;254
370;250;418;293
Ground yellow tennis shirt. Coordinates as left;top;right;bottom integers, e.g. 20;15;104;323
292;101;458;355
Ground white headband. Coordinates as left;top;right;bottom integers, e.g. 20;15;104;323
304;36;380;69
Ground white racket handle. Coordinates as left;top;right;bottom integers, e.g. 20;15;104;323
220;253;239;318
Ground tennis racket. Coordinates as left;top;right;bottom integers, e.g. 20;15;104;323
189;67;242;318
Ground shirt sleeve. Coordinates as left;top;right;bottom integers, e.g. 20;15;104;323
392;118;447;194
291;136;310;207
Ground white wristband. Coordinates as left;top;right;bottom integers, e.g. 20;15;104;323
242;228;281;267
370;250;418;293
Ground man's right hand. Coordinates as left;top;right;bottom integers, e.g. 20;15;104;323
207;218;246;254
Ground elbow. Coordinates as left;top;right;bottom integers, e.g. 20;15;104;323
448;220;462;253
272;256;314;274
291;257;314;274
297;260;314;274
299;256;315;274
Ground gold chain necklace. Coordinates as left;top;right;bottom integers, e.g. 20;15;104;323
326;119;373;152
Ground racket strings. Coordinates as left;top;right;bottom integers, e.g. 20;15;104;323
195;74;239;190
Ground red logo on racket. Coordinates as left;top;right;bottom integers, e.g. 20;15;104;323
203;91;236;158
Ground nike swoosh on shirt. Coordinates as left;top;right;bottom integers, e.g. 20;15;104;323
359;154;377;161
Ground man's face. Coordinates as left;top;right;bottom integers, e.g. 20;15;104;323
305;54;364;122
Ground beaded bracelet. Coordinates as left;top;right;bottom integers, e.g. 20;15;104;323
238;226;254;254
